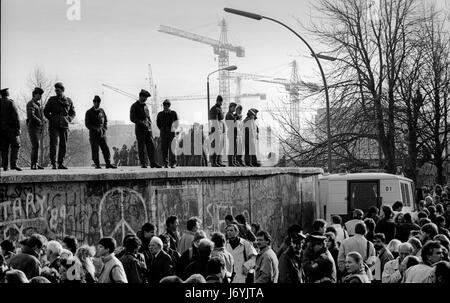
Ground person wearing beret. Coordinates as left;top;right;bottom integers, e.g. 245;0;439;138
209;95;226;167
26;87;45;170
43;82;76;169
130;89;162;168
225;102;238;167
243;108;261;167
156;99;179;168
0;88;22;171
85;95;117;169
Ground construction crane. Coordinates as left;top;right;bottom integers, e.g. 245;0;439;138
146;64;159;115
158;19;245;109
228;72;273;104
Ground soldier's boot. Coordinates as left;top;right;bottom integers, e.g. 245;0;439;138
106;162;117;169
228;155;237;167
31;163;37;170
58;163;68;170
94;163;102;169
216;155;226;167
37;164;44;170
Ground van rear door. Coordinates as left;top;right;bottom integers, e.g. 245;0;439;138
347;180;380;214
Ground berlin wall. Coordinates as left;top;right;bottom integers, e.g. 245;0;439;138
0;167;322;251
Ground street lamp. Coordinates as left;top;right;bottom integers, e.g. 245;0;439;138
207;65;238;129
224;7;333;173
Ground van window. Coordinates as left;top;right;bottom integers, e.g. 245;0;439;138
348;181;379;212
400;182;411;207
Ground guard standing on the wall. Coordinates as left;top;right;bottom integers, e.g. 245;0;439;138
225;102;238;167
85;95;117;169
130;89;162;169
44;82;76;170
156;99;179;168
0;88;22;171
26;87;45;170
209;95;226;167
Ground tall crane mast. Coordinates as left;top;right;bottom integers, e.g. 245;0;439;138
158;19;245;109
147;64;159;115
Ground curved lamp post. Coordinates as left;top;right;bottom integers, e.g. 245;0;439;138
224;8;333;173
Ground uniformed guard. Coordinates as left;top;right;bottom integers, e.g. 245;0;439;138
234;105;246;166
0;88;22;171
26;87;45;170
209;95;225;167
85;95;117;169
43;82;76;169
130;89;162;169
225;102;238;167
244;108;261;167
156;99;179;168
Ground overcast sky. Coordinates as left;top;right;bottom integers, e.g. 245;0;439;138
2;0;449;127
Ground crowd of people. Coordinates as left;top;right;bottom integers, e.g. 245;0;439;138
1;184;450;284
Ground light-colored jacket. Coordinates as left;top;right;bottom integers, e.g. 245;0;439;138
178;231;195;254
211;247;234;277
403;263;435;283
337;234;376;272
331;224;348;247
254;246;279;283
225;238;257;283
98;254;128;283
344;219;364;236
382;258;402;283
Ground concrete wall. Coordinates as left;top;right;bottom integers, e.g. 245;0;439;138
0;167;322;251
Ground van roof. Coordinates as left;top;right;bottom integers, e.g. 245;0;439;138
319;173;413;182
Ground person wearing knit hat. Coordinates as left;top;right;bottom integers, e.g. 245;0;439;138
157;99;179;168
97;237;128;283
26;87;46;170
85;95;117;169
130;89;162;169
0;87;22;171
44;81;76;170
147;236;172;284
243;108;261;167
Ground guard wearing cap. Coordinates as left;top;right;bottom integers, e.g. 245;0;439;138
85;95;117;169
225;102;238;167
0;88;22;171
130;89;162;169
243;108;261;167
26;87;45;170
302;234;337;283
44;82;76;169
209;95;225;167
156;99;179;168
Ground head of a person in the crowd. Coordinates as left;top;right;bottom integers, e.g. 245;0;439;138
210;232;226;249
60;248;73;261
158;234;171;252
187;217;201;233
401;255;421;272
392;201;403;212
26;234;46;256
62;236;78;255
403;213;413;224
76;245;96;277
124;236;141;254
418;200;426;211
235;214;247;225
193;230;207;248
93;95;101;109
425;196;434;207
407;237;422;255
418;218;432;227
434;235;450;260
98;237;116;257
394;213;404;225
363;218;376;233
216;95;223;106
324;232;337;250
46;240;63;263
325;226;337;237
312;219;327;235
149;237;163;256
398;243;414;264
436;204;445;215
417;211;429;222
184;274;206;283
353;209;364;220
228;102;237;113
29;276;51;283
309;235;327;254
355;222;367;236
373;233;387;251
160;275;184;283
138;89;151;102
291;232;306;254
421;241;444;266
236;105;243;115
0;240;15;256
331;215;343;225
0;88;10;98
435;216;446;228
435;185;444;196
387;239;402;259
5;269;29;283
207;257;226;280
251;223;260;235
224;215;235;226
421;223;439;244
163;99;171;112
345;252;364;275
166;216;179;233
197;239;214;259
287;224;302;238
434;261;450;284
381;205;394;220
428;206;437;216
32;87;44;101
54;82;65;97
366;206;379;218
225;224;240;241
141;223;156;240
256;231;272;251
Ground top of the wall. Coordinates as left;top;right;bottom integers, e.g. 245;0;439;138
0;167;324;184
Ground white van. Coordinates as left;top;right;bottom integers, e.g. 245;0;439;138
318;173;416;222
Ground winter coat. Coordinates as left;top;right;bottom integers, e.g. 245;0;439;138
44;95;76;129
254;246;279;283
